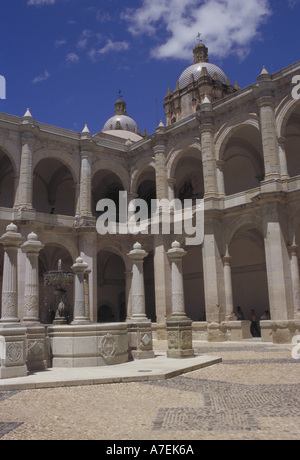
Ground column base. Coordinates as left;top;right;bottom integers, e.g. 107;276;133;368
260;320;300;344
127;320;155;360
0;327;28;380
166;315;195;359
25;325;48;372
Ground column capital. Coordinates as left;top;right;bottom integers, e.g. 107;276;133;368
128;242;148;261
222;255;232;266
71;256;89;273
0;223;24;248
21;232;44;254
288;244;299;256
167;240;187;261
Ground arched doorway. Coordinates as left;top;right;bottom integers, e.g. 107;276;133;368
39;244;74;324
97;250;126;322
33;158;76;216
284;103;300;177
174;155;204;203
183;244;205;321
92;170;126;221
144;250;156;322
0;150;15;208
229;226;269;321
222;126;264;195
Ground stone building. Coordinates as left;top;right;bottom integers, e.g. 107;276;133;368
0;41;300;346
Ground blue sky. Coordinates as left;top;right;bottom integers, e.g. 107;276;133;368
0;0;300;136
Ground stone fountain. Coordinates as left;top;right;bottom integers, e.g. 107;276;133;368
43;260;74;325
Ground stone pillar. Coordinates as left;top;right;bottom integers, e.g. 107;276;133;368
129;243;148;320
166;241;194;358
153;129;168;201
127;243;154;359
257;70;280;180
202;218;226;341
79;149;93;218
288;245;300;318
199;100;218;198
278;137;289;179
167;177;176;201
21;232;44;324
222;255;236;321
216;160;226;196
153;234;172;325
16;131;34;210
79;232;97;321
71;257;91;324
0;223;24;324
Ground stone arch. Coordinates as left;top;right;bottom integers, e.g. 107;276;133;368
39;242;75;324
92;159;130;192
131;158;156;195
167;138;202;180
277;97;300;177
0;150;16;208
167;142;204;203
227;222;269;322
33;149;79;185
97;248;126;323
217;122;264;195
0;136;20;175
182;243;205;321
33;157;76;216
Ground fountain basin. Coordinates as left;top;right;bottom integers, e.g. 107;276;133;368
48;323;129;368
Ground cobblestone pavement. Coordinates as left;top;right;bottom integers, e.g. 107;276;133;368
0;341;299;440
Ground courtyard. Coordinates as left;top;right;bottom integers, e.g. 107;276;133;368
0;340;299;441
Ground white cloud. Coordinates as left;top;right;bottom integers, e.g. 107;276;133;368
66;52;80;64
77;29;94;50
32;70;50;84
88;40;129;61
28;0;56;5
123;0;272;61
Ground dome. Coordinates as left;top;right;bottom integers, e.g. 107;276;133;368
179;62;227;89
103;114;138;133
103;98;139;134
178;41;228;90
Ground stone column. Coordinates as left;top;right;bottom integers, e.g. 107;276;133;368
277;137;289;179
0;223;24;324
288;245;300;318
153;129;168;201
198;100;218;198
128;243;148;320
127;243;154;359
16;129;34;210
257;70;280;180
166;241;194;358
79;149;93;218
71;257;91;324
21;232;44;324
216;160;226;196
222;255;236;321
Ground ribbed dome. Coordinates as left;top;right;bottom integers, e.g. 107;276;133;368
103;114;138;133
103;98;138;134
179;62;227;89
178;41;227;90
